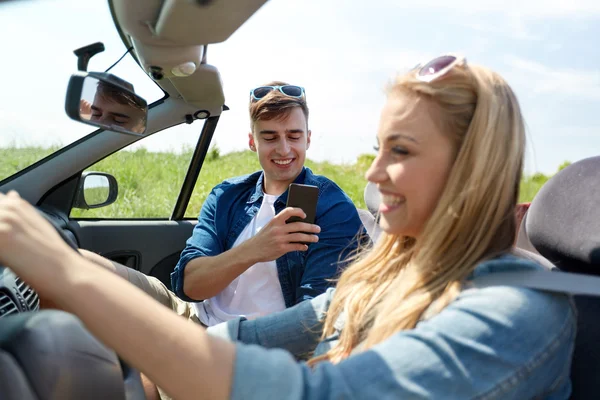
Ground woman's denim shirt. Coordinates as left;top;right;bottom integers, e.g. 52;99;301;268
208;254;577;399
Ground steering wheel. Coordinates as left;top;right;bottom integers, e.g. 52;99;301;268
0;211;147;400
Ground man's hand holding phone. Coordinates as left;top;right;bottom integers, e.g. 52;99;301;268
245;207;320;263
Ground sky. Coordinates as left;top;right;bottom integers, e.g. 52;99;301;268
0;0;598;174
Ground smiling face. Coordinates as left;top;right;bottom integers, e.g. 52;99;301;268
249;106;311;195
366;92;456;238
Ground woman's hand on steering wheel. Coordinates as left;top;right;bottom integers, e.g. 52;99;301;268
0;191;81;299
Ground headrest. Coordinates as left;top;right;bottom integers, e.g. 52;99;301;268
364;181;381;217
526;156;600;274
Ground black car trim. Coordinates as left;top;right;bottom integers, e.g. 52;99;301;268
171;115;220;220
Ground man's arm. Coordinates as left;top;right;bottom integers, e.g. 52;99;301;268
182;241;261;300
179;206;322;301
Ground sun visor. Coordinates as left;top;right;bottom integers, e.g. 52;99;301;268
111;0;265;110
112;0;201;80
112;0;266;79
154;0;268;45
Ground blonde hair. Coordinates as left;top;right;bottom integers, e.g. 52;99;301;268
310;63;525;364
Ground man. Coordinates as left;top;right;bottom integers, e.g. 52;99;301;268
170;81;367;326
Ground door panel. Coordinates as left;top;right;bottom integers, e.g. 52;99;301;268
70;220;196;289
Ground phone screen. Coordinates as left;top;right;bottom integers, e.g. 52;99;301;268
285;183;319;224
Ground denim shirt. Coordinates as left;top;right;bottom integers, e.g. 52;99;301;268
171;167;367;307
208;254;577;399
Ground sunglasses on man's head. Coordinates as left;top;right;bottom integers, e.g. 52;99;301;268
412;54;467;83
250;85;306;102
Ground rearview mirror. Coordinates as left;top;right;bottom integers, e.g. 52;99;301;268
65;72;148;136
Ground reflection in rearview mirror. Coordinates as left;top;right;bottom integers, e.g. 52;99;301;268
80;77;147;134
66;72;148;136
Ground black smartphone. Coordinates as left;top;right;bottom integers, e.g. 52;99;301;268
285;183;319;224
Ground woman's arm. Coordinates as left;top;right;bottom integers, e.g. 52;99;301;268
0;192;234;400
62;259;235;400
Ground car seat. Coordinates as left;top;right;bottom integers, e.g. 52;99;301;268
0;310;146;400
519;156;600;399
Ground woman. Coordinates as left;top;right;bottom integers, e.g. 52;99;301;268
0;55;575;399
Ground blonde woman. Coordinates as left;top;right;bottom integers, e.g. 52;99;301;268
0;55;575;399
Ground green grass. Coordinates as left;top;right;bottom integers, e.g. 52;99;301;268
1;146;563;219
0;146;61;179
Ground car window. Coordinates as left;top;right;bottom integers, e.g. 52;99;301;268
185;148;261;219
0;0;164;182
71;123;204;219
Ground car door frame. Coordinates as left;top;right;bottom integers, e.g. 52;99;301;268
0;90;225;288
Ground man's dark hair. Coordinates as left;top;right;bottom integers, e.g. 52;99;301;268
96;80;146;111
95;80;147;127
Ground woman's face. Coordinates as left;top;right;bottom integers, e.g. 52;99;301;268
366;92;456;238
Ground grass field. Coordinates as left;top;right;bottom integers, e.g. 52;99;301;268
0;146;561;219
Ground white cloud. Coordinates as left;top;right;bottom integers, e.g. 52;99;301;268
504;55;600;100
380;0;600;18
461;19;541;41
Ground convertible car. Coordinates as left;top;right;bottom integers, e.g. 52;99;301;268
0;1;598;399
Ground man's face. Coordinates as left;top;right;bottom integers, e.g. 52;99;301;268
90;92;145;133
248;107;311;194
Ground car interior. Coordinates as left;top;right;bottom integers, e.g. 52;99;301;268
0;1;598;399
517;156;600;399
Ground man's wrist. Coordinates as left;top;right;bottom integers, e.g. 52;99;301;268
235;239;262;265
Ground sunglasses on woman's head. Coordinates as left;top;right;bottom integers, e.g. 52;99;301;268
412;54;467;83
250;85;306;102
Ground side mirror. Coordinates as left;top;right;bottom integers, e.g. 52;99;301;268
65;72;148;136
73;172;118;210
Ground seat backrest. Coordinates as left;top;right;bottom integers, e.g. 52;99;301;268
523;156;600;399
0;351;37;400
0;311;128;400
